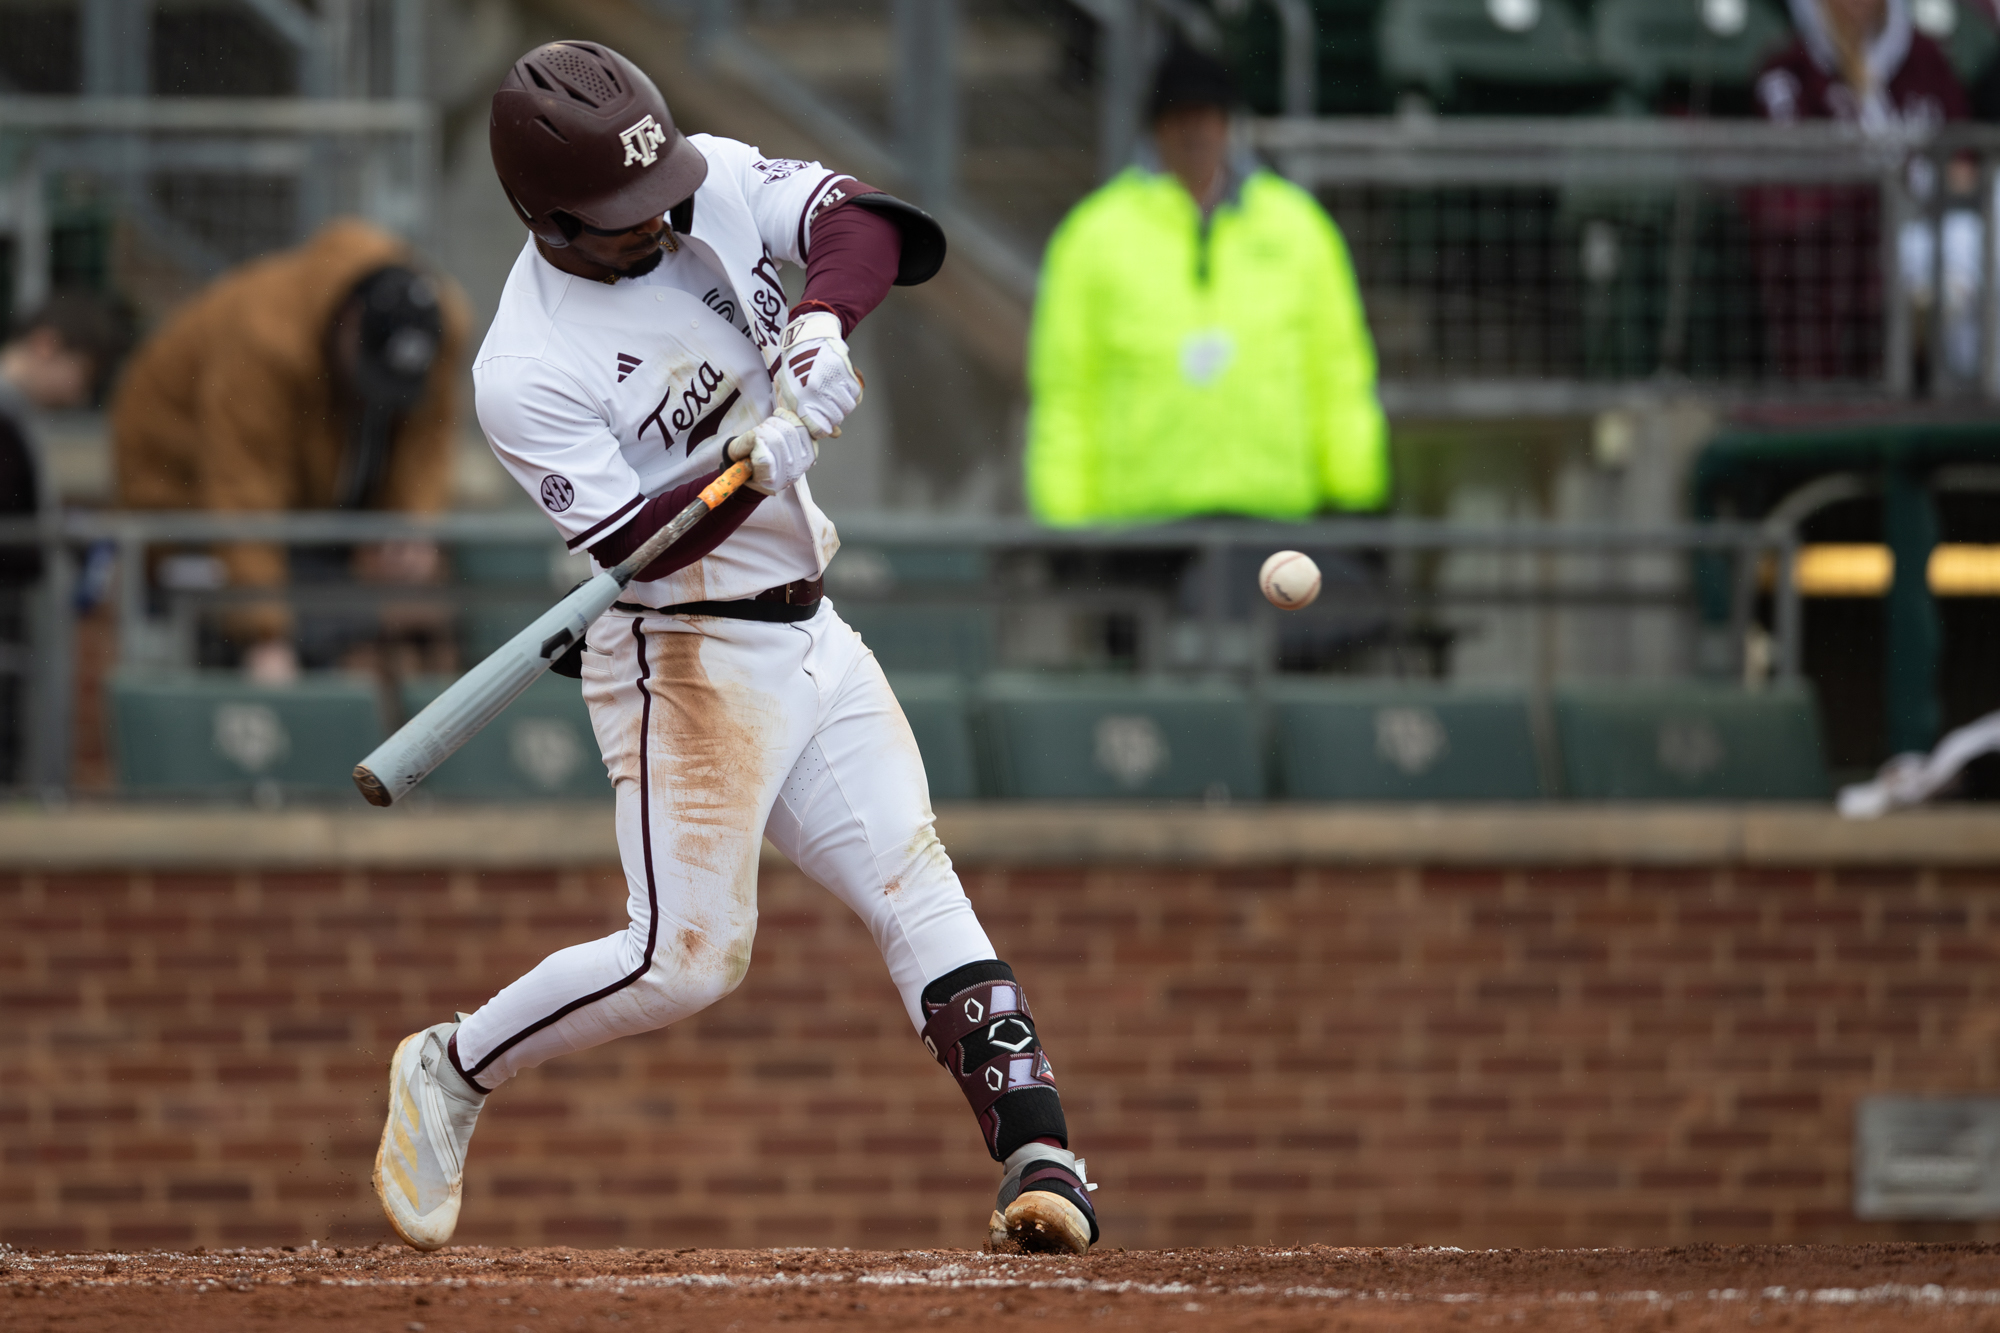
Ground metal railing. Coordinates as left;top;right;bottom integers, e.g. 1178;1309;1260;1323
0;94;436;298
0;507;1802;797
1252;118;2000;410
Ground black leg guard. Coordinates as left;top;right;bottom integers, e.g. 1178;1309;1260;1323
920;959;1068;1162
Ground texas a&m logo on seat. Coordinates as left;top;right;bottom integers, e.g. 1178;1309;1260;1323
619;114;668;168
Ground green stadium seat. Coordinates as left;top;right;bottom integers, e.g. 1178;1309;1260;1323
109;671;384;798
1379;0;1610;111
885;673;979;801
1553;682;1830;800
400;672;609;801
1590;0;1790;104
1270;682;1546;800
451;539;576;663
838;603;996;675
977;675;1264;801
1929;0;2000;85
830;544;989;588
452;541;558;586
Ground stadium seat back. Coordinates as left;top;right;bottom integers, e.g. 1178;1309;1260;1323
837;604;996;675
1380;0;1605;104
1553;681;1830;800
1591;0;1790;98
110;672;384;797
885;673;980;801
400;673;608;801
452;541;559;586
1931;0;2000;84
452;542;573;663
978;675;1264;801
1271;682;1546;800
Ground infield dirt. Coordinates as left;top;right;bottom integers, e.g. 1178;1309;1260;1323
8;1242;2000;1331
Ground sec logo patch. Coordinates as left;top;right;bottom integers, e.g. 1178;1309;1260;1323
540;474;575;513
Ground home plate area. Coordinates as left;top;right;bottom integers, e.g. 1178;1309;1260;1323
9;1243;2000;1331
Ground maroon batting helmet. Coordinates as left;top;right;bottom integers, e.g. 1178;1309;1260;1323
490;41;708;248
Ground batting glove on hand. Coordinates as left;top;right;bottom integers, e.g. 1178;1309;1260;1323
776;310;862;440
728;408;818;495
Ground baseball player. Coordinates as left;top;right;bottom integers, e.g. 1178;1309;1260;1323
371;41;1099;1256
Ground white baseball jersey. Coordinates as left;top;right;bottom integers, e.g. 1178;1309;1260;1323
474;134;855;606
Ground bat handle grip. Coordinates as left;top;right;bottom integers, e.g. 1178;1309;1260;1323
700;459;753;508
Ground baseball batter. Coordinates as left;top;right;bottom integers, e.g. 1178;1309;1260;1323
371;41;1099;1256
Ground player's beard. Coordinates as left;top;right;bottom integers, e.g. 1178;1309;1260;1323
615;245;667;280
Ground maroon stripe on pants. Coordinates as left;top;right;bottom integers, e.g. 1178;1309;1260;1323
465;618;661;1078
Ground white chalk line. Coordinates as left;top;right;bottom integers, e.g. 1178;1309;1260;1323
6;1251;2000;1308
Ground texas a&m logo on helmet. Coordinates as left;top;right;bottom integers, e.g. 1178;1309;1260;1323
620;114;668;168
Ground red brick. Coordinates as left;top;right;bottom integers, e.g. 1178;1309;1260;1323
0;986;80;1012
107;1224;189;1246
1690;1207;1776;1230
167;1178;253;1201
1638;1166;1721;1189
1471;906;1555;931
1521;868;1612;897
1628;868;1714;895
1679;906;1760;929
1538;1163;1619;1189
1738;1090;1821;1114
1419;868;1505;896
260;872;344;898
1475;979;1560;1004
1832;867;1918;891
1583;978;1664;1003
45;872;139;901
1743;1166;1826;1188
492;1176;575;1198
1429;1091;1510;1115
1215;867;1296;892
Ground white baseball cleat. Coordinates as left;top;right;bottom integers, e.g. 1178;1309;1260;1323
988;1145;1099;1255
373;1020;485;1251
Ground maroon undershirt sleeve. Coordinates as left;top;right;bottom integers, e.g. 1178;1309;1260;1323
588;466;765;586
793;188;904;337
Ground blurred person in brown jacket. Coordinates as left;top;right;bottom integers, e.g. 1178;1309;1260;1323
112;218;469;683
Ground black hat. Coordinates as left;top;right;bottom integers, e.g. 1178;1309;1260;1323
1148;43;1237;122
349;265;442;413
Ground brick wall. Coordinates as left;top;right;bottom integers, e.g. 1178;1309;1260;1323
5;857;1999;1251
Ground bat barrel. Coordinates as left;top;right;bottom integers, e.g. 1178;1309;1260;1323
351;570;624;806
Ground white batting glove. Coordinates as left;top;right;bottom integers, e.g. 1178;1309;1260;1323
727;408;818;495
776;310;862;440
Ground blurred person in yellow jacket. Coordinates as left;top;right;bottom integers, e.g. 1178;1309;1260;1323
1026;45;1387;527
113;218;469;683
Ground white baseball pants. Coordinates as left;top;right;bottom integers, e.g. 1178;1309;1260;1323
452;601;996;1090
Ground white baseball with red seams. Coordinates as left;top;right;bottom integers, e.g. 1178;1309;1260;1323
454;133;996;1089
1259;550;1323;610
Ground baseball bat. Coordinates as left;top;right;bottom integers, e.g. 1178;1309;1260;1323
351;457;754;808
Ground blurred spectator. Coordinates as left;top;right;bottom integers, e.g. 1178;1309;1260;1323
0;295;127;784
112;219;469;683
0;294;129;584
1756;0;1966;131
1025;44;1387;527
1749;0;1968;382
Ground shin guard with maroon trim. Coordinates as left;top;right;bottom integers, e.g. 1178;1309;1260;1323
920;960;1067;1162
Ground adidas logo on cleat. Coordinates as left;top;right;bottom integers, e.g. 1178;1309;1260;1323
616;352;642;383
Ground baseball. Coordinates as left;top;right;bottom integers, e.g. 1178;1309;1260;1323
1259;550;1322;610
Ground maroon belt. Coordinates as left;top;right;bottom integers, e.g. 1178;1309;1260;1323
616;577;824;623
